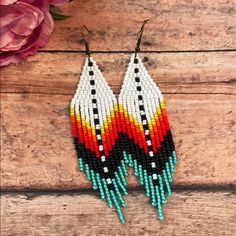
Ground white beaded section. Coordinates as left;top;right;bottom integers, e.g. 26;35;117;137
118;53;164;124
71;57;117;127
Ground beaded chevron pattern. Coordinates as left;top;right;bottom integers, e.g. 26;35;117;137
118;53;177;220
70;57;128;223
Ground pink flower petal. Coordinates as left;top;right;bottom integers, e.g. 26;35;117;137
0;5;24;28
9;2;44;36
21;0;50;10
0;0;17;5
0;52;21;67
0;28;15;48
19;10;54;54
2;34;28;51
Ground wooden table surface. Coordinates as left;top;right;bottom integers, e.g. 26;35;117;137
1;0;236;235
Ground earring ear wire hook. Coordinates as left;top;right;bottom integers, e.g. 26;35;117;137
81;25;91;58
135;19;150;58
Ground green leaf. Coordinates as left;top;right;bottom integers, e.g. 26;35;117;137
49;5;71;20
50;11;71;20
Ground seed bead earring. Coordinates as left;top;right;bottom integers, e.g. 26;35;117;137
118;20;177;220
70;26;128;223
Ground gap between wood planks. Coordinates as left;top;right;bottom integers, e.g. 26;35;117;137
1;184;235;196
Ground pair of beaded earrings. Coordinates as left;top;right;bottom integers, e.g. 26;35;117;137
70;20;177;223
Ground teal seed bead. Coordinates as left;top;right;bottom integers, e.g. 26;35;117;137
118;166;127;185
128;154;133;167
96;173;105;199
90;170;98;190
102;179;113;208
169;156;175;172
157;204;164;221
133;160;139;176
115;172;126;187
158;175;166;204
112;179;126;207
121;160;128;176
116;179;128;195
138;165;144;185
148;176;156;206
165;163;173;182
143;170;150;197
85;164;91;181
110;190;125;224
123;151;129;164
173;151;177;164
78;158;84;171
155;185;164;221
117;209;125;224
163;170;172;196
120;174;127;188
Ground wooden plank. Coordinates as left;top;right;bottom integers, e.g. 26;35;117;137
1;191;235;236
1;52;236;95
1;93;236;190
44;0;236;51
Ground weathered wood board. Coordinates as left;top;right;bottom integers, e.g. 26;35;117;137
1;191;236;236
1;52;236;95
45;0;236;51
1;0;236;235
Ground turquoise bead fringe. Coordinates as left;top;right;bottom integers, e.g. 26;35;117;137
112;179;126;207
90;170;98;190
127;152;178;221
96;173;105;199
79;152;130;224
133;160;139;176
110;190;125;224
102;178;113;208
173;151;178;164
143;170;150;197
84;164;91;181
78;158;84;171
79;149;177;223
155;185;164;220
138;165;144;185
148;176;157;206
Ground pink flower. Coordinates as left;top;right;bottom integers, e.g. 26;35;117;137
0;0;54;66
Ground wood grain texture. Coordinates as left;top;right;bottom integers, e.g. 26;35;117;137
1;93;236;190
1;191;236;236
44;0;236;51
1;52;236;95
1;0;236;235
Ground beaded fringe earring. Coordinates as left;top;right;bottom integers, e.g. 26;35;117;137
70;26;128;223
118;20;177;220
